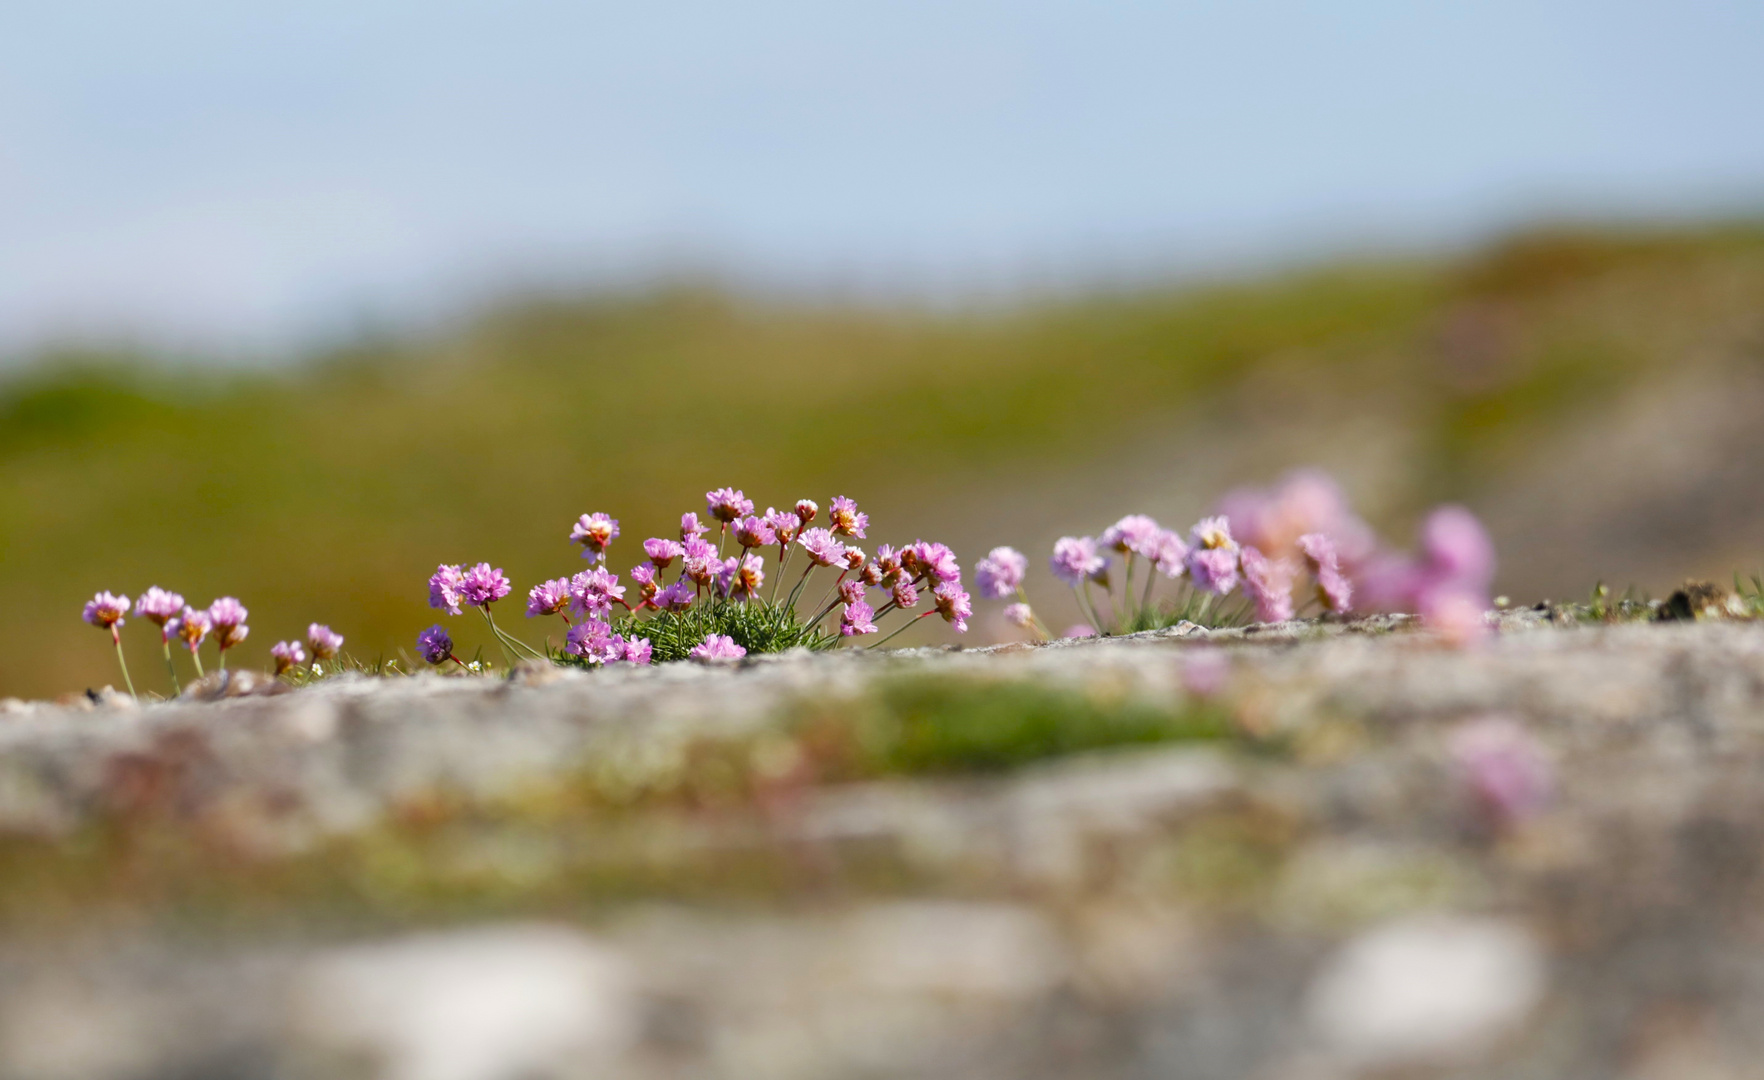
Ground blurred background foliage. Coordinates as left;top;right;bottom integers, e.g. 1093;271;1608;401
5;221;1764;699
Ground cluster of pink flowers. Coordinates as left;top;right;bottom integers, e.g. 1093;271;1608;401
80;584;340;696
420;488;969;669
975;469;1495;645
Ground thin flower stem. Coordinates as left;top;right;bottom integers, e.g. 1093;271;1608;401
1124;553;1136;618
190;648;205;679
866;611;932;650
1140;568;1158;620
1074;585;1104;634
161;636;181;694
784;562;815;612
111;627;137;699
479;607;517;668
810;570;848;619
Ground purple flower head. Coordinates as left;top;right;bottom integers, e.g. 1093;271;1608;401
680;512;709;541
890;577;920;609
1049;537;1104;588
428;564;465;616
732;515;776;550
568;567;625;619
1451;717;1553;827
1003;602;1035;628
570;513;620;563
1239;546;1296;623
843;547;867;571
681;537;720;585
270;640;306;674
874;544;902;575
729;553;765;600
1297;533;1353;613
458;563;512;608
1153;529;1191;579
975;546;1028;599
706;487;753;524
763;507;800;545
828;496;868;538
840;600;878;636
174;606;212;650
208;597;249;650
526;578;571;618
860;562;883;586
416;625;454;665
628;562;658;599
794;499;818;524
1190;516;1238;553
1186;547;1240;596
616;637;653;665
839;579;867;605
711;557;739;600
689;633;747;662
654;578;696;612
909;541;961;584
798;528;848;568
1220;470;1377;566
1099;514;1162;557
307;623;344;661
83;591;130;630
644;538;685;568
1421;506;1496;590
134;586;185;627
931;582;972;632
565;619;621;665
1088;556;1113;589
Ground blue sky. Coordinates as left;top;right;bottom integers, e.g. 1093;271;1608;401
2;1;1761;353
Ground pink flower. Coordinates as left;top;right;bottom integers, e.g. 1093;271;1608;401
798;527;848;568
763;507;800;545
908;541;960;583
874;544;902;574
569;567;625;618
689;633;747;662
174;606;212;651
794;499;818;524
644;538;685;567
417;625;455;665
680;512;709;541
706;487;753;523
566;619;621;664
1189;515;1238;553
840;600;878;636
828;496;868;538
1451;717;1553;827
1297;533;1353;612
629;562;659;600
307;623;343;661
1050;537;1104;588
1186;547;1240;596
134;586;184;628
1239;546;1296;623
428;564;465;615
1421;506;1496;590
1003;602;1035;628
838;579;866;605
207;597;249;650
1219;470;1377;565
1063;624;1098;639
975;546;1028;599
1099;514;1162;558
458;563;512;607
616;637;653;665
1152;529;1190;579
843;547;867;571
891;577;920;609
729;553;765;600
83;591;130;630
526;578;571;618
682;538;720;585
570;512;620;563
860;562;883;586
1420;587;1489;645
270;640;306;674
732;516;776;549
654;579;696;612
932;582;972;632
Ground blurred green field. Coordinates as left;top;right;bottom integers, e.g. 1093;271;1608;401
5;222;1764;699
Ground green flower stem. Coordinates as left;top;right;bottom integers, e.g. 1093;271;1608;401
110;627;137;698
190;647;205;679
478;607;517;668
784;562;815;612
866;611;932;650
1140;565;1158;618
161;635;181;694
1123;553;1136;617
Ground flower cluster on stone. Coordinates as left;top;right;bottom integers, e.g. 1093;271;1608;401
689;633;746;662
974;472;1495;646
81;580;334;697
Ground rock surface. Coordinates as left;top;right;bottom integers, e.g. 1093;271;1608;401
4;615;1764;1079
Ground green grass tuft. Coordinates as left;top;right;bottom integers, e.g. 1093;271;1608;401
591;598;840;665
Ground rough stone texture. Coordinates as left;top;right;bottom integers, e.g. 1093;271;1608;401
5;616;1764;1079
